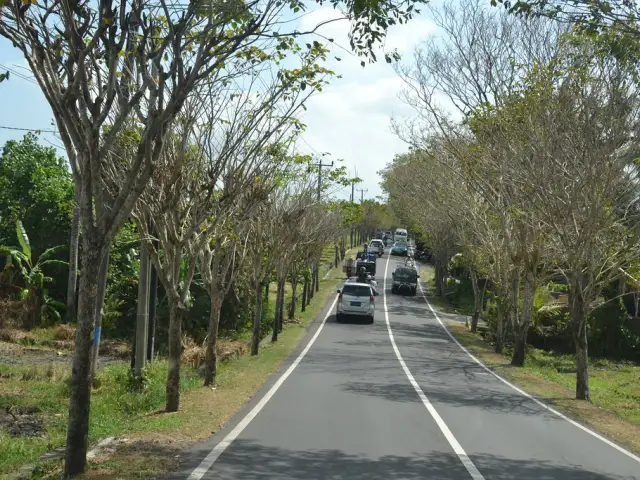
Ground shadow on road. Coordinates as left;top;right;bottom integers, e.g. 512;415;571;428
198;439;631;480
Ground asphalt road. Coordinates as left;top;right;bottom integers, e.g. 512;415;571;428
175;250;640;480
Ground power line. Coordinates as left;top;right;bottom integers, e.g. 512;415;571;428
0;125;57;133
357;187;368;203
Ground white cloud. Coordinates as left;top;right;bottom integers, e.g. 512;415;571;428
294;8;437;198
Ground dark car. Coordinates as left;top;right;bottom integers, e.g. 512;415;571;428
391;265;420;295
390;242;408;256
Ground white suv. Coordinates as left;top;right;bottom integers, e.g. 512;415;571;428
336;282;376;323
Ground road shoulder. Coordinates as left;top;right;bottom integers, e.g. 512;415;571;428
165;274;342;480
421;283;640;457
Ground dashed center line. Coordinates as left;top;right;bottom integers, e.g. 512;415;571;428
382;253;485;480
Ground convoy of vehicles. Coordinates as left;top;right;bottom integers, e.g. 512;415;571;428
336;227;423;320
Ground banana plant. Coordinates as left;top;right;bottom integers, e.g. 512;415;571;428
0;220;68;327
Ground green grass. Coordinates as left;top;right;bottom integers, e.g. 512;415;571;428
1;246;350;479
0;360;201;476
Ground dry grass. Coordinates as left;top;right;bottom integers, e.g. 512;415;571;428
52;324;75;341
181;335;249;370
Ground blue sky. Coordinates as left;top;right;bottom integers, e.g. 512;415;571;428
0;5;440;200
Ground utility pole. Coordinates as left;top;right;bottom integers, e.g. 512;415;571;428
309;158;333;292
357;188;368;244
134;244;150;378
309;158;334;201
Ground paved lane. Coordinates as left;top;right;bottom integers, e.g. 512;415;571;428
175;249;640;480
383;253;640;480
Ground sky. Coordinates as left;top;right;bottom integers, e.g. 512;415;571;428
0;5;439;201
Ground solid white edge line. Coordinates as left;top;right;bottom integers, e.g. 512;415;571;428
416;276;640;465
187;295;340;480
383;254;485;480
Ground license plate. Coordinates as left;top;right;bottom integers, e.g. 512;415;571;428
350;302;361;307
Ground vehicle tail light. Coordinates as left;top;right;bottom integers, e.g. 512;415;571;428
370;295;374;302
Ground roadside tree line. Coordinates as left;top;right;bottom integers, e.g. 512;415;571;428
0;0;425;475
381;0;640;402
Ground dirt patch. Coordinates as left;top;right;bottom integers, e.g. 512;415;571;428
84;439;183;479
0;406;46;438
0;340;124;369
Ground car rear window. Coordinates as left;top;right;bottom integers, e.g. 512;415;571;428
395;268;416;278
342;285;372;297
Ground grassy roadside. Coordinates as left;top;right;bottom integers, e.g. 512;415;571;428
419;264;640;455
1;248;351;479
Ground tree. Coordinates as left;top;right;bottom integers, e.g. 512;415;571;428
489;42;640;399
391;0;566;365
0;134;74;261
0;0;426;472
0;220;68;328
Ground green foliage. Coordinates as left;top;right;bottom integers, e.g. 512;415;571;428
0;71;8;83
103;222;140;338
0;134;74;304
0;220;67;327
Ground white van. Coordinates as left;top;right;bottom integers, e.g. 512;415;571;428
394;228;408;243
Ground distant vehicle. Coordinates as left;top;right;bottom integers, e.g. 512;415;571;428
369;239;385;257
336;282;377;323
394;228;408;243
355;250;377;276
391;265;419;295
390;242;408;256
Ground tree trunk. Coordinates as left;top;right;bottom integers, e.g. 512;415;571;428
66;205;80;323
166;297;184;412
288;273;297;320
315;262;320;292
301;280;308;312
204;292;223;386
469;268;481;333
511;270;535;367
278;276;285;333
272;275;284;342
252;280;264;355
147;261;158;363
494;298;505;354
90;248;110;378
571;290;590;401
435;260;445;297
334;244;339;268
308;266;315;301
64;239;107;477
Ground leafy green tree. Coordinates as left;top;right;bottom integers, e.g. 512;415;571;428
0;134;74;305
0;134;74;255
1;220;68;328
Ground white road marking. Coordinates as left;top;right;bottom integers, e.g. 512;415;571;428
416;275;640;466
382;255;485;480
187;295;340;480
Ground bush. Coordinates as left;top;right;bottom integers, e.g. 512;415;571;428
589;298;640;362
